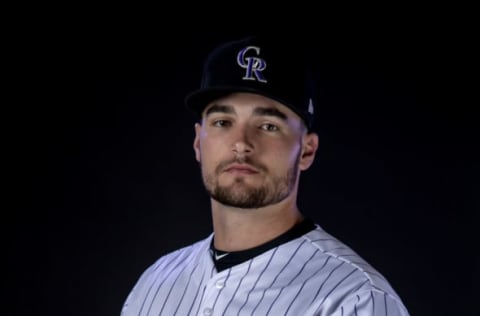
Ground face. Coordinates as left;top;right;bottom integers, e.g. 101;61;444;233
193;92;318;209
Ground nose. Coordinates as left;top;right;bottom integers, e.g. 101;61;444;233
233;141;253;155
232;126;253;156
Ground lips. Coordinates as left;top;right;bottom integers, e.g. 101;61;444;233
224;163;259;174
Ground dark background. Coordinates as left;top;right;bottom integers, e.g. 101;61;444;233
9;28;477;315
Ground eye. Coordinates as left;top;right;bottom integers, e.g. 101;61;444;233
212;119;231;127
260;123;279;132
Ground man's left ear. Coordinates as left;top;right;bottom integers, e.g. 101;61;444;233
299;132;319;171
193;123;202;162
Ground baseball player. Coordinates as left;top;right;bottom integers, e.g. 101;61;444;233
121;35;410;315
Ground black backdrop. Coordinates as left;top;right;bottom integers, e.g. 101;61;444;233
9;29;476;315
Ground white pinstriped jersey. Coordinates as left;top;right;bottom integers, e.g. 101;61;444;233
121;225;409;315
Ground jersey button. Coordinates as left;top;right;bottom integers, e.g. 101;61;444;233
215;280;225;289
203;307;213;315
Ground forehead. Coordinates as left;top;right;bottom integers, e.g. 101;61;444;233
202;92;302;120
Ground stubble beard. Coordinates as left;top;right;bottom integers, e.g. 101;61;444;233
201;152;301;209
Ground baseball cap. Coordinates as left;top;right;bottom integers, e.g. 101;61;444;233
184;35;316;130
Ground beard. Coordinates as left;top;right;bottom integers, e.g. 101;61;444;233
200;152;300;209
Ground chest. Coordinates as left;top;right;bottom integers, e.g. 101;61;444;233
146;255;342;316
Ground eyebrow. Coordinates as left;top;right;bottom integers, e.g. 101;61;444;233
204;104;234;116
253;107;288;121
204;104;288;121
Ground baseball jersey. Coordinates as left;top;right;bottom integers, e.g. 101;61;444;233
121;224;409;315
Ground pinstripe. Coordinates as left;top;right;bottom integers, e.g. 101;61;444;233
278;249;319;315
310;261;345;306
172;259;200;315
341;306;344;316
222;259;254;314
317;268;357;307
183;263;205;316
250;240;307;314
193;265;216;316
152;246;192;273
371;290;375;314
193;284;207;316
237;247;279;315
211;268;232;311
384;292;388;315
156;260;190;315
351;279;370;293
137;249;187;316
288;255;331;313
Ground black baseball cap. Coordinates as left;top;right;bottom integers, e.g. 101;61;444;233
184;35;316;130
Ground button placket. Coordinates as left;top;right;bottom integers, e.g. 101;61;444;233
199;267;233;315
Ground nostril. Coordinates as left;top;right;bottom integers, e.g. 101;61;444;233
233;141;253;154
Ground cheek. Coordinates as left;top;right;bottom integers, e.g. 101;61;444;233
200;137;216;157
199;138;224;167
266;141;301;166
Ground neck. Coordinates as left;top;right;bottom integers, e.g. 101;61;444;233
211;194;304;252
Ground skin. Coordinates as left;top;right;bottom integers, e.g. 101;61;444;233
193;92;319;252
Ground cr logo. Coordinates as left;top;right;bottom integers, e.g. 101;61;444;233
236;46;267;83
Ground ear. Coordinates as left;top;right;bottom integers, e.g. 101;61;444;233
193;123;202;162
299;132;319;171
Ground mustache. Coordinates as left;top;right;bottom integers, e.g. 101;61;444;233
215;157;268;174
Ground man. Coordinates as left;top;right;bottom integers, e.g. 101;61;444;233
121;35;409;315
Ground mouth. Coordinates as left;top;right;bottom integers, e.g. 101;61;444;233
224;163;260;174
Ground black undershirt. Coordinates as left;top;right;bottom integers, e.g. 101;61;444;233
209;218;316;272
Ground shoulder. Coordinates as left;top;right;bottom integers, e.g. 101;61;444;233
141;234;212;280
330;289;410;315
302;226;393;290
298;226;409;315
121;234;213;313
